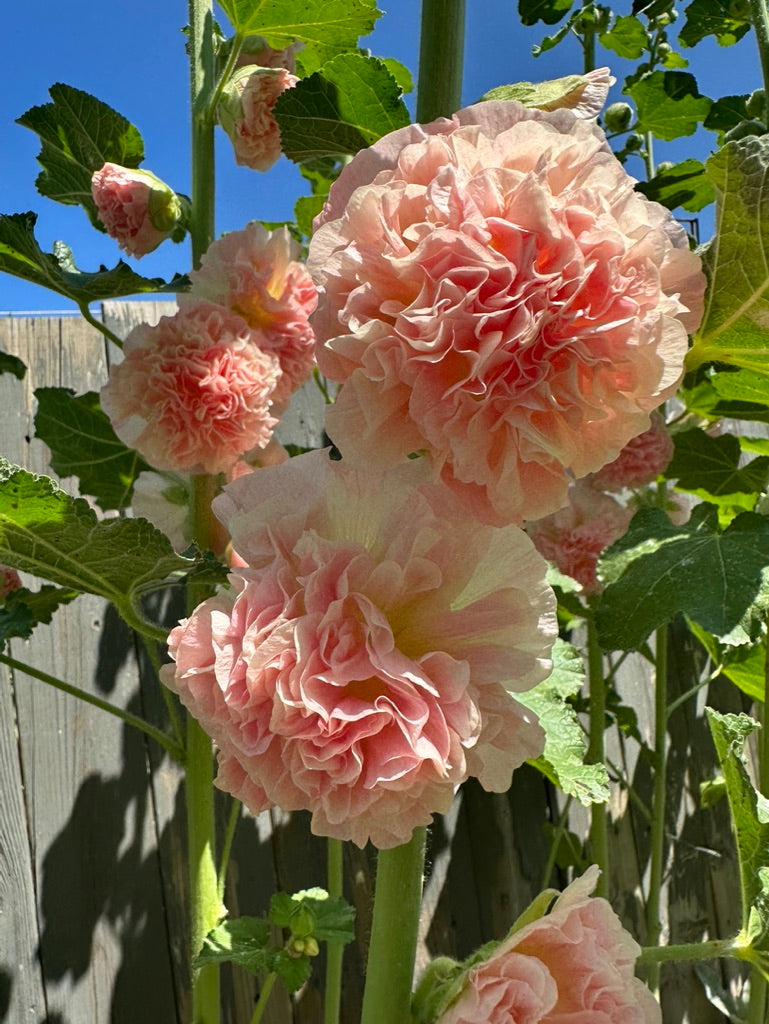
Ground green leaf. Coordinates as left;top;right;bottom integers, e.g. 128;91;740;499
34;388;149;511
679;0;751;48
635;159;714;213
596;504;769;649
217;0;381;67
689;621;765;700
0;462;197;608
294;194;326;237
269;888;355;943
704;94;751;140
0;351;26;380
706;710;769;944
518;639;610;805
0;212;185;306
664;428;769;509
0;584;78;646
712;368;769;406
682;373;769;425
688;138;769;374
627;71;712;141
599;15;647;59
518;0;575;26
381;58;413;94
274;53;410;162
16;84;144;229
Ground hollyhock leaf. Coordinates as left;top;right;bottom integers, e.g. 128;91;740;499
274;53;410;162
195;916;272;972
664;427;769;508
0;212;186;305
294;193;325;237
216;0;380;66
16;84;144;229
635;159;715;212
704;94;751;140
596;505;769;649
34;388;149;511
682;374;769;425
688;138;769;372
688;621;765;699
381;57;414;94
628;71;712;141
0;351;26;380
0;461;198;606
599;15;647;59
0;584;78;646
518;639;609;805
706;709;769;944
518;0;575;27
679;0;751;48
270;889;355;943
712;368;769;406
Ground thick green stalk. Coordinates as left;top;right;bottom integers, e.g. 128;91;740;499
645;623;668;995
360;827;427;1024
416;0;466;122
189;0;216;267
324;839;345;1024
749;0;769;103
586;610;609;899
747;631;769;1022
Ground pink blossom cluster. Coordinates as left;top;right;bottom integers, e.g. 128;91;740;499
102;224;317;477
434;866;660;1024
308;100;704;525
527;411;676;593
162;450;556;848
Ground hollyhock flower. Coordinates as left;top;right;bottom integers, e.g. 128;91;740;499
162;451;556;848
0;566;22;600
101;302;280;475
91;163;185;257
309;100;705;525
185;223;317;404
432;866;660;1024
589;411;674;491
217;64;298;172
526;481;632;594
234;34;303;74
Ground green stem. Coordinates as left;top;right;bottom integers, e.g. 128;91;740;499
189;0;217;267
638;937;739;966
416;0;466;122
645;623;668;995
586;610;609;899
746;631;769;1022
749;0;769;102
360;827;427;1024
187;715;221;1024
249;972;277;1024
217;798;241;905
0;652;184;761
78;302;124;349
141;634;185;752
206;32;245;120
324;839;344;1024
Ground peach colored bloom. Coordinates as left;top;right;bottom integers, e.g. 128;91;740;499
217;65;298;171
101;302;280;475
0;566;22;600
91;163;184;257
185;224;317;405
589;411;674;491
162;451;556;848
526;481;632;594
436;866;660;1024
309;101;705;525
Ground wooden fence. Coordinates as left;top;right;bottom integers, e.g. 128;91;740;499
0;304;751;1023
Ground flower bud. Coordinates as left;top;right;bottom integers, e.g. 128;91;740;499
0;566;22;601
91;164;187;257
747;89;767;121
603;102;633;133
216;64;298;172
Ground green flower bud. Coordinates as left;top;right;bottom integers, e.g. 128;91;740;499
603;102;633;133
747;89;766;120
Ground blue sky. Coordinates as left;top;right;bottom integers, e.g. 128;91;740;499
0;1;761;312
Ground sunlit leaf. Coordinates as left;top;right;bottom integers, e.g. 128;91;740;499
628;71;711;141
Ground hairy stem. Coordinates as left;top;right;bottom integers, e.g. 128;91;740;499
324;839;345;1024
638;937;739;966
416;0;466;122
360;827;427;1024
749;0;769;103
586;610;609;899
645;623;668;995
